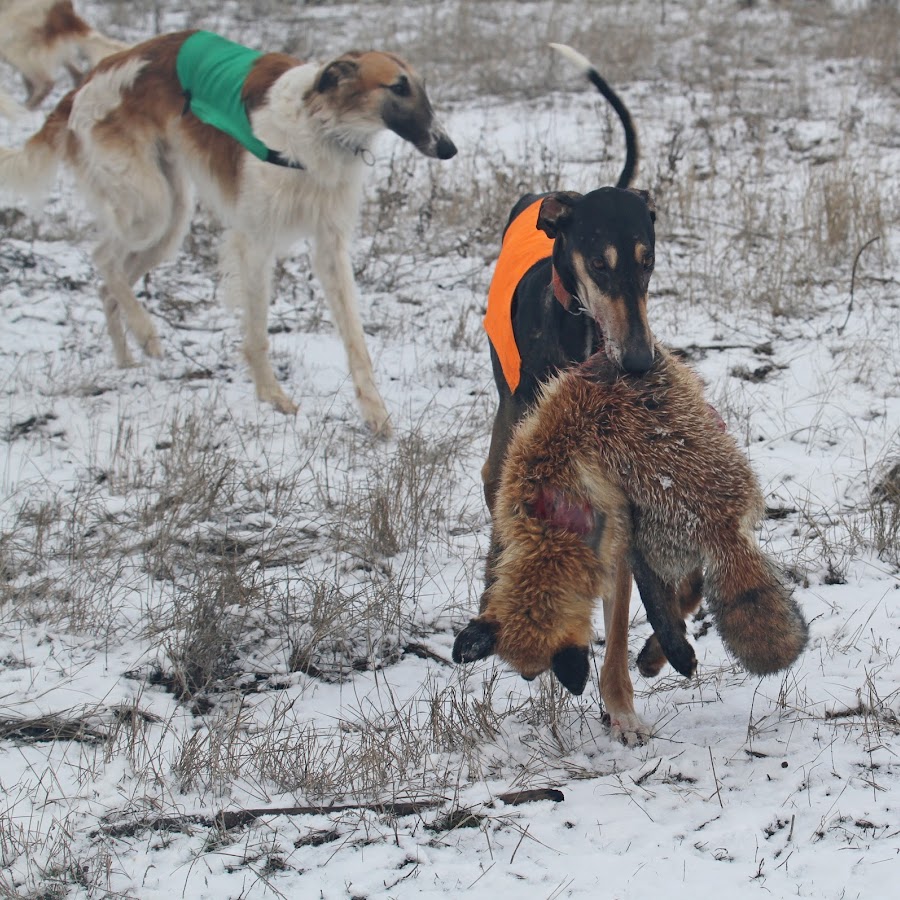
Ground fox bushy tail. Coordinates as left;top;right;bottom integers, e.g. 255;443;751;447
705;534;807;675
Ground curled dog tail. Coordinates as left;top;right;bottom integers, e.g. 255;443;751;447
0;97;71;209
704;535;808;675
549;43;638;189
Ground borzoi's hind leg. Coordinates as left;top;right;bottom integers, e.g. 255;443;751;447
22;74;53;110
122;163;192;287
93;265;134;367
89;148;191;365
93;237;162;363
312;227;391;436
220;231;297;415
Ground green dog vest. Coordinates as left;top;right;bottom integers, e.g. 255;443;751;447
176;31;303;169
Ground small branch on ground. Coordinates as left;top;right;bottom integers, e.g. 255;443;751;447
708;747;724;808
100;788;566;838
837;235;881;335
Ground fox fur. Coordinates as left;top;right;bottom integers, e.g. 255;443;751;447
455;344;808;689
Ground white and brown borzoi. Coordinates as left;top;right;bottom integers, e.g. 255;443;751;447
0;30;457;433
0;0;127;111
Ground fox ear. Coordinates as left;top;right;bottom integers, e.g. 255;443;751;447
551;645;590;695
452;619;498;663
537;191;583;239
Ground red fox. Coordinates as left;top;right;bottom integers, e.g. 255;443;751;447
454;344;808;736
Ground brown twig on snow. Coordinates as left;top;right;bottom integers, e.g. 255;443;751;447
100;788;565;838
708;747;724;808
632;758;663;787
837;235;881;335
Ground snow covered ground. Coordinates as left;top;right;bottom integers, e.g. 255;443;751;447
0;1;898;897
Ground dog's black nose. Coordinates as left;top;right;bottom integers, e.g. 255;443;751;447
435;135;457;159
621;344;655;374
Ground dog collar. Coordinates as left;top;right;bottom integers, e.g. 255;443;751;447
551;264;573;310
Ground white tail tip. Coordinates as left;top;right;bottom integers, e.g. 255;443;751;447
549;43;596;76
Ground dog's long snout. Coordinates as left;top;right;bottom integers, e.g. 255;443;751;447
611;300;656;374
416;127;457;159
621;342;655;374
434;133;458;159
381;79;457;160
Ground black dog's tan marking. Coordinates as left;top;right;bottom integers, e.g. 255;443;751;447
455;44;698;745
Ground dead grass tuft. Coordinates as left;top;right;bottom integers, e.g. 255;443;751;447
0;1;897;893
815;3;900;85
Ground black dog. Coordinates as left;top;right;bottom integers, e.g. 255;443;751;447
457;45;699;704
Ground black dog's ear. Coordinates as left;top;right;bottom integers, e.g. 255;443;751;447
626;188;657;223
537;191;583;239
452;619;499;663
315;58;359;92
551;645;590;695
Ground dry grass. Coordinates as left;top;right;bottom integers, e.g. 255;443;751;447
0;0;898;893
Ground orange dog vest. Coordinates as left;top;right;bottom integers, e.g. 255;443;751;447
483;200;554;394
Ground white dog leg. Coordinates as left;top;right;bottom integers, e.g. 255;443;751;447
222;230;298;415
312;229;391;436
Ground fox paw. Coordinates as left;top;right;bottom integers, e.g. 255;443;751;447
551;646;590;695
452;619;498;663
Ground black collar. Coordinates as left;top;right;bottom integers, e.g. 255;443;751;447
265;149;305;170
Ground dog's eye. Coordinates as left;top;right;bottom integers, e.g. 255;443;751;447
589;258;607;272
643;256;655;270
389;76;411;97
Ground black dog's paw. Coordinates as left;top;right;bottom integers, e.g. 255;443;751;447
452;620;498;664
551;645;590;695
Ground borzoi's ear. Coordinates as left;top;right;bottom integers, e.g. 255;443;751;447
626;188;656;223
551;645;590;695
315;58;359;92
537;191;583;239
452;619;498;663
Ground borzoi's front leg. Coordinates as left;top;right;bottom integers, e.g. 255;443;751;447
312;229;391;437
222;230;298;416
